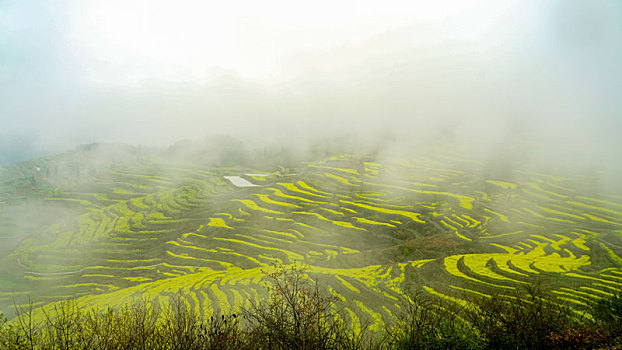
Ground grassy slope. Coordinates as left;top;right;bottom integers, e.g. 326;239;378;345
1;143;622;332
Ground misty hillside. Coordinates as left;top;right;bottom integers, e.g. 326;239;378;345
1;138;621;336
1;1;621;347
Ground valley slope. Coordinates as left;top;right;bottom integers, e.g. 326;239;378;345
1;142;621;331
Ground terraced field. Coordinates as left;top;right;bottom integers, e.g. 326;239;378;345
1;143;622;332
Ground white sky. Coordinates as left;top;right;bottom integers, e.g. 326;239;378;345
63;0;523;84
0;0;620;168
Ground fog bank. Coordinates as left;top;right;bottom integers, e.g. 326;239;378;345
0;0;620;178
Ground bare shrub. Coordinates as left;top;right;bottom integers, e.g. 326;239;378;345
243;264;363;350
384;289;480;350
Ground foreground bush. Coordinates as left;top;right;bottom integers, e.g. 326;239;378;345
2;267;622;349
547;288;622;349
0;265;356;350
0;297;242;350
243;264;364;350
467;283;577;350
384;283;579;350
384;290;481;350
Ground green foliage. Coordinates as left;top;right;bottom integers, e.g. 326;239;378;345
0;312;11;349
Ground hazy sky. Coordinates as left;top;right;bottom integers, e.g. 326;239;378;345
0;0;621;166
